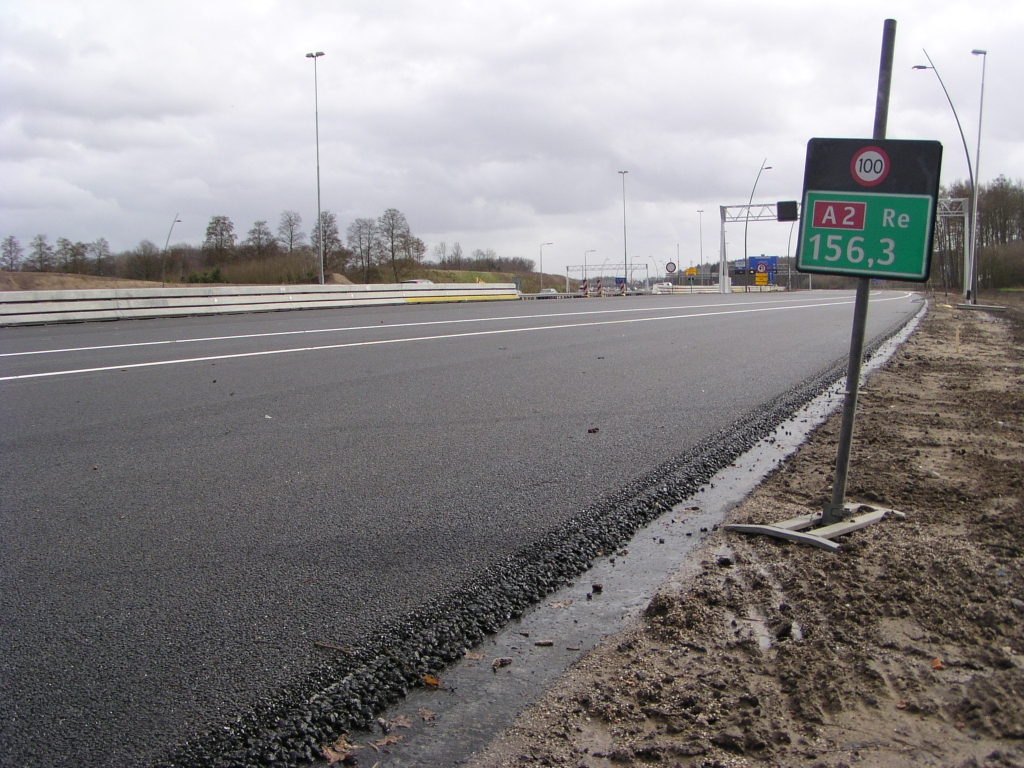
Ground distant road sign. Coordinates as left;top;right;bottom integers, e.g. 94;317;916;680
776;200;800;221
665;262;676;273
685;267;697;276
796;138;942;282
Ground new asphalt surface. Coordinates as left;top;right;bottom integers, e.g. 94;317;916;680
0;291;920;767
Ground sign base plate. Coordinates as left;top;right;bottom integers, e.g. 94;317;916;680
723;503;904;553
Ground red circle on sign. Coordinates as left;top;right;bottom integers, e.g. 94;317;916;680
850;146;890;187
665;262;676;273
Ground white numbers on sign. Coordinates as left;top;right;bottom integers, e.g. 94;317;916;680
807;233;895;267
826;234;842;261
847;237;865;263
879;239;896;266
855;153;886;181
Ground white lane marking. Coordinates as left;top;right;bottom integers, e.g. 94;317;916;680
0;292;905;359
0;294;913;382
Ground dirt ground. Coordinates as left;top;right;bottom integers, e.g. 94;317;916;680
468;293;1024;768
0;271;164;291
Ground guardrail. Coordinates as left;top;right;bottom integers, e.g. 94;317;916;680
0;282;520;327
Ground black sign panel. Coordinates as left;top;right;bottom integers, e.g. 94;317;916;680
796;138;943;282
803;138;942;195
776;200;799;222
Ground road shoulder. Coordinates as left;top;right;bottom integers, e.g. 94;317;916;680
467;296;1024;768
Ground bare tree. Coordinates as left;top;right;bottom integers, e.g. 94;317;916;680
311;211;345;272
401;232;427;264
346;218;377;283
2;236;23;271
55;238;73;271
124;240;161;281
376;208;412;282
276;210;306;253
71;241;89;273
89;238;111;276
242;220;278;260
203;215;236;264
55;238;89;273
978;175;1024;249
450;242;464;268
28;234;54;272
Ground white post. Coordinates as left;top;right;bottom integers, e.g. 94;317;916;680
718;205;729;293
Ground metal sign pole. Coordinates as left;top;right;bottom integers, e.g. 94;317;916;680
726;19;919;551
821;18;896;526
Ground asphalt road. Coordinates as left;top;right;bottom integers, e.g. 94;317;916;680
0;291;919;767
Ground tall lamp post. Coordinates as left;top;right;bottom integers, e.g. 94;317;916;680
584;249;595;286
539;242;553;291
697;209;704;283
913;50;977;302
743;160;771;292
306;51;325;285
618;171;628;289
970;49;987;303
162;214;181;286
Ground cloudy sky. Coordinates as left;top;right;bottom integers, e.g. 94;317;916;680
2;0;1021;277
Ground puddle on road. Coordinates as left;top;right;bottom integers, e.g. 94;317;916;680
352;308;923;767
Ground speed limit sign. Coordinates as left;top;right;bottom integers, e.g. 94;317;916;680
850;146;890;187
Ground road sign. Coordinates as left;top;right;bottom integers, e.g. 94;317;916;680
796;138;942;281
685;267;697;276
665;262;676;273
749;256;777;284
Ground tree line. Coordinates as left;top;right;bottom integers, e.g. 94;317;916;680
1;208;533;284
933;175;1024;291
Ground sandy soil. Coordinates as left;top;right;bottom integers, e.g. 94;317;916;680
468;294;1024;768
0;271;165;291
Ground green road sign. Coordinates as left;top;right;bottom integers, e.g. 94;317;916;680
797;191;934;280
795;139;942;282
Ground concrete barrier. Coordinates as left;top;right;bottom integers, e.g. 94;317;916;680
652;284;722;295
0;282;520;327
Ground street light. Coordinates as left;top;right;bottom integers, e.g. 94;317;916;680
697;209;704;264
539;242;553;291
162;214;181;286
970;49;987;302
618;171;628;289
743;160;771;291
306;51;325;285
913;50;976;301
697;209;704;280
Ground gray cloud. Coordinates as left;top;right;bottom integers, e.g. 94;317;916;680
1;0;1021;271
